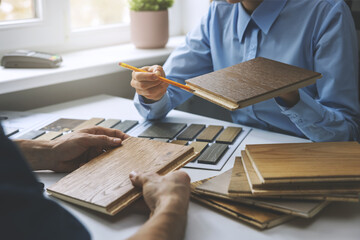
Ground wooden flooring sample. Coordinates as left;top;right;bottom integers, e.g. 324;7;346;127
72;118;105;131
41;118;85;132
153;138;169;143
97;119;121;128
170;140;188;145
112;120;139;133
245;142;360;184
16;130;45;140
185;57;322;111
216;127;242;144
191;180;293;229
196;125;223;142
35;131;63;140
228;157;253;194
196;168;328;218
138;122;186;139
176;124;206;140
47;137;197;215
188;141;208;154
197;143;228;164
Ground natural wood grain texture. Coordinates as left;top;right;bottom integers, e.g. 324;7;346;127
176;124;206;140
112;120;139;133
195;169;328;218
245;142;360;183
197;143;228;165
15;130;45;140
186;57;321;111
196;125;224;142
40;118;85;132
47;137;197;215
188;141;208;154
191;180;293;229
35;131;63;140
97;119;121;128
138;122;187;139
228;157;253;194
72;118;105;131
170;140;188;145
215;126;242;144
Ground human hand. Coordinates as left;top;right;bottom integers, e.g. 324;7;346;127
130;65;169;102
129;171;190;216
47;126;130;172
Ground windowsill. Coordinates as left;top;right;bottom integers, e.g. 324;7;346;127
0;35;185;95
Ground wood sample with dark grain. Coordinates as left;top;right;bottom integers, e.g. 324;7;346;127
15;130;45;140
176;124;206;140
138;122;186;139
47;137;197;215
40;118;85;132
215;126;242;144
196;125;224;142
195;167;328;218
185;57;322;110
191;180;294;229
245;142;360;184
112;120;139;133
197;143;228;164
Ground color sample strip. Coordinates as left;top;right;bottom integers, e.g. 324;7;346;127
3;127;19;137
112;120;139;133
73;118;105;131
188;141;208;154
152;138;169;143
40;118;85;132
196;125;224;142
177;124;206;140
35;131;63;140
16;130;45;140
216;126;242;144
138;122;187;139
97;119;121;128
171;140;188;145
197;143;228;165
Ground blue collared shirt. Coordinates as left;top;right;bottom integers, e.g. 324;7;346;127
134;0;360;142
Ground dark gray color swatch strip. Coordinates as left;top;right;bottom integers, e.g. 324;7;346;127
16;130;45;140
176;124;206;140
112;120;139;133
197;143;228;165
138;122;187;139
98;119;122;128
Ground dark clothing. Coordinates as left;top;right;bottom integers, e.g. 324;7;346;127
0;125;90;240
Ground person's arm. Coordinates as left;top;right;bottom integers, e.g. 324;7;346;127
133;4;215;120
15;126;129;172
275;1;360;142
128;171;190;240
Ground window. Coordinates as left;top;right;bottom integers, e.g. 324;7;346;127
0;0;182;54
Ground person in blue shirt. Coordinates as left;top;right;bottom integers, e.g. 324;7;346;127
131;0;360;142
1;125;190;240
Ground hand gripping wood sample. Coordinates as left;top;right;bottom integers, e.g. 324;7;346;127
195;167;328;218
47;137;197;215
185;57;322;110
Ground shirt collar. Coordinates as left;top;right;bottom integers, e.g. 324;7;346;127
237;0;287;41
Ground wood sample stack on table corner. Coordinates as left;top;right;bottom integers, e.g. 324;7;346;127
47;137;197;215
185;57;322;111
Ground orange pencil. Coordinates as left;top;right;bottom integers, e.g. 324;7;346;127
119;62;193;92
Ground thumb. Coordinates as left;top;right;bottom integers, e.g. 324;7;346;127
83;134;122;148
129;171;158;188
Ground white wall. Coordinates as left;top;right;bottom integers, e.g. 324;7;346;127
182;0;210;34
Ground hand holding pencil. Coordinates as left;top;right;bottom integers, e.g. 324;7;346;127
120;63;193;103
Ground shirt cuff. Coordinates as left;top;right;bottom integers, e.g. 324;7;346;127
134;92;171;120
277;90;325;126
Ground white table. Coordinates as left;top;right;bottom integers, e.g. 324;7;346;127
30;95;360;240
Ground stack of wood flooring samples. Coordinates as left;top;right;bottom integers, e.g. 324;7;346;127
47;137;197;215
191;141;360;229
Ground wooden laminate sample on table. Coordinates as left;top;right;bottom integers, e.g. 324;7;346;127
47;137;197;215
185;57;322;111
40;118;85;132
72;118;105;131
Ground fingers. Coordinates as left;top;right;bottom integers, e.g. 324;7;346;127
129;171;159;188
79;126;129;140
76;132;124;149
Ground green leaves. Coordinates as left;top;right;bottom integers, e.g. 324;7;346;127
129;0;174;11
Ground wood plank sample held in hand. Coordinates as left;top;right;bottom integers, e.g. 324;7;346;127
47;137;197;215
185;57;322;110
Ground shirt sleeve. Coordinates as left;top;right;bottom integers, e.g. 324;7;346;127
276;1;360;142
0;125;90;240
134;4;215;120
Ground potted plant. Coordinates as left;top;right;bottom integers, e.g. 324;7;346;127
128;0;174;49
